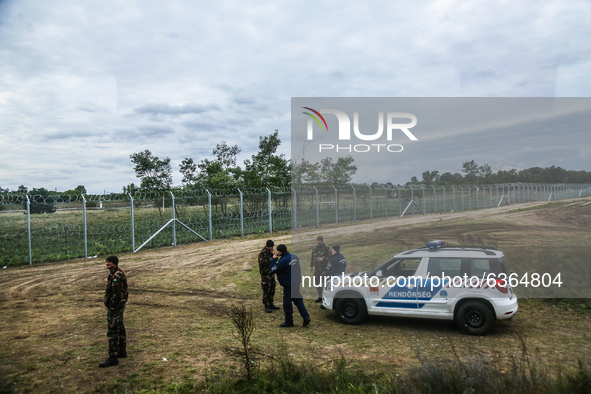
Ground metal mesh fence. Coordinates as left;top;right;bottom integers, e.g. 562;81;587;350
1;183;590;266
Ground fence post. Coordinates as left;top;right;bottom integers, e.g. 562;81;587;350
238;188;244;237
291;188;297;230
442;186;446;213
170;191;177;246
332;186;338;224
313;186;319;227
82;194;88;258
129;193;135;251
384;186;388;218
351;184;356;222
410;186;415;216
266;188;272;234
206;189;213;241
26;195;32;266
396;186;400;217
420;186;425;214
369;185;373;219
432;185;437;214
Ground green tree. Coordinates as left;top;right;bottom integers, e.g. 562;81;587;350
461;160;479;183
129;150;173;191
243;130;290;188
421;170;440;184
179;157;198;185
25;187;56;214
122;183;139;194
291;159;321;184
196;142;242;189
63;185;87;195
319;156;357;184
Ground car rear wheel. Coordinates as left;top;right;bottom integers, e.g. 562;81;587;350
335;297;367;325
455;301;494;335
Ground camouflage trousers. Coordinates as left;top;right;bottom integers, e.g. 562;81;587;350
313;267;326;298
261;275;276;307
107;306;126;357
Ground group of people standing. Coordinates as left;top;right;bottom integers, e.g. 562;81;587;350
257;235;347;327
97;235;347;367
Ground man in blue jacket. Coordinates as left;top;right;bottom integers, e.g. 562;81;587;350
269;244;311;327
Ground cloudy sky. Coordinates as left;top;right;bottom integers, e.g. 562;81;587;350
1;0;590;193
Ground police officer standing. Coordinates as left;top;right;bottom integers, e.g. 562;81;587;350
258;240;280;313
326;245;347;277
310;235;331;302
99;255;128;368
270;244;311;327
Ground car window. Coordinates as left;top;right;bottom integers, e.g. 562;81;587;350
468;258;503;276
384;258;421;277
427;258;462;277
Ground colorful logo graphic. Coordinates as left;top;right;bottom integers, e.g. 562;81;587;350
302;107;329;132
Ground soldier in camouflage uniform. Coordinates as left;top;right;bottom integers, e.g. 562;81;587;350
310;235;332;302
258;240;280;313
99;255;128;368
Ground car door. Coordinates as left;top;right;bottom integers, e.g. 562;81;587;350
370;258;423;314
415;257;463;316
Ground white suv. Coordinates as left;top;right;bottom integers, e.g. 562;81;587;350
322;240;518;335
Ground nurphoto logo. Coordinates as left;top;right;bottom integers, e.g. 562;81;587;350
302;107;418;153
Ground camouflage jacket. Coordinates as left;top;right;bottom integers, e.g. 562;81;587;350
104;267;128;311
311;243;332;272
258;247;274;277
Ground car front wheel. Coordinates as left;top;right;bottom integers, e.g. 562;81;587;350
335;297;367;325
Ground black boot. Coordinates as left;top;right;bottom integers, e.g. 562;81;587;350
265;306;272;313
99;356;119;368
118;347;128;358
270;303;280;310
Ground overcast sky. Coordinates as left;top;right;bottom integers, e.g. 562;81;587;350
1;0;590;193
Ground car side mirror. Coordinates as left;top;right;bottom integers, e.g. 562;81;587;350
376;270;383;278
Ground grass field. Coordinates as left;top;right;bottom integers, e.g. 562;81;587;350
0;198;590;392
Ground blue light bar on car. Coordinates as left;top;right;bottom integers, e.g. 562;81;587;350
426;240;445;249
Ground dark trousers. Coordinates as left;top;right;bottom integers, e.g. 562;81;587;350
107;306;126;357
282;285;310;324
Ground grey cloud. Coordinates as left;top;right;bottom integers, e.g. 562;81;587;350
134;103;221;117
232;95;256;105
110;125;175;142
181;120;222;130
42;130;100;141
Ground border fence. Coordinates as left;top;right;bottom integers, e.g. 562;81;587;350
1;183;590;266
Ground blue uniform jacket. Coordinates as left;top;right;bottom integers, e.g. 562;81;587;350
269;251;302;287
326;253;346;276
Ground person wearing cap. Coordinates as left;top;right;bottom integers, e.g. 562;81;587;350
326;245;347;277
269;244;311;327
310;235;331;302
258;240;280;313
320;245;347;310
99;255;128;368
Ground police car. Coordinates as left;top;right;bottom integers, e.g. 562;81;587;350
322;240;518;335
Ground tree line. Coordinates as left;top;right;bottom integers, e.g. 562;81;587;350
125;130;358;193
407;160;591;186
3;142;590;204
